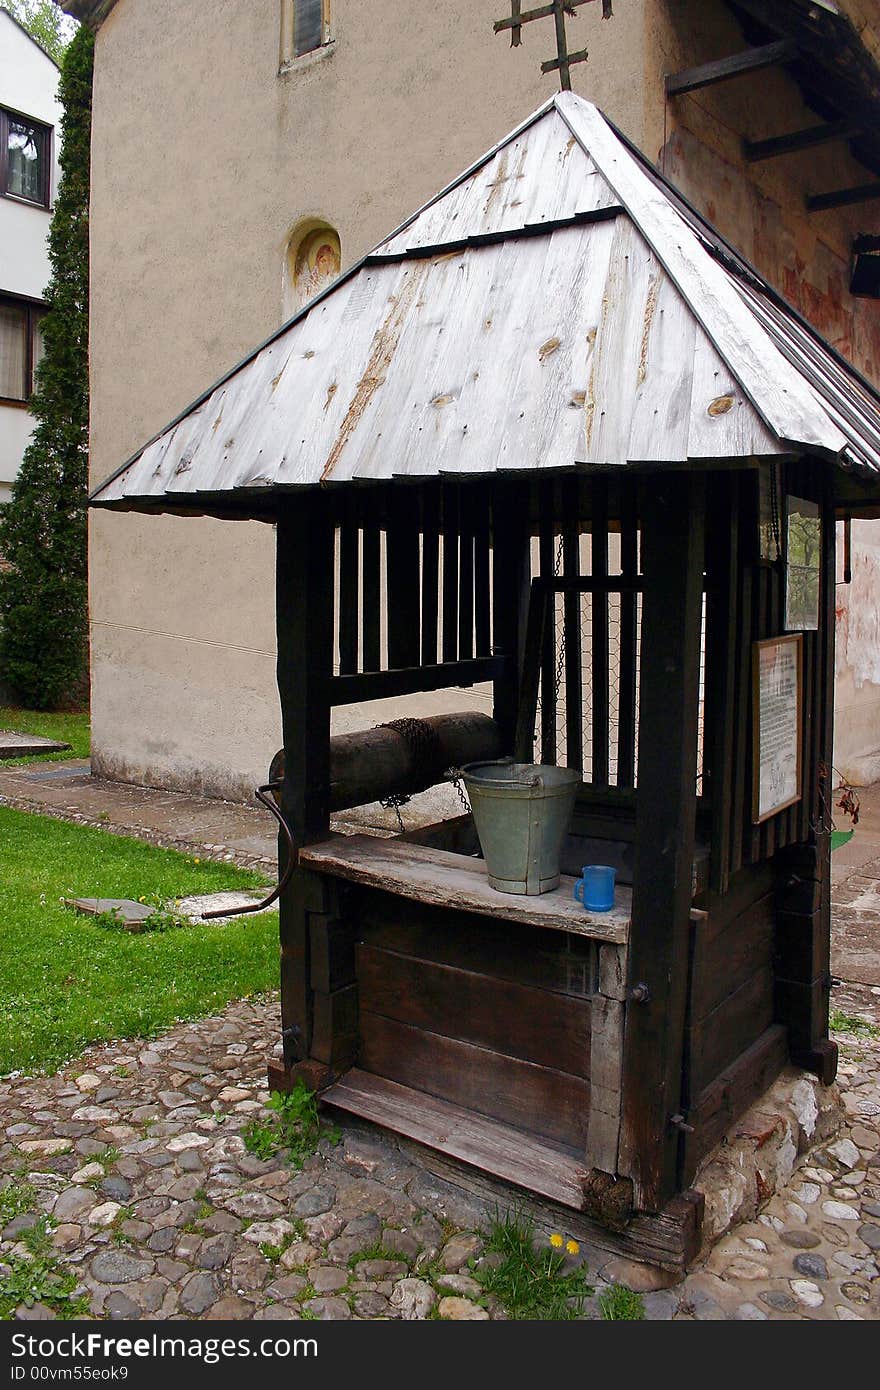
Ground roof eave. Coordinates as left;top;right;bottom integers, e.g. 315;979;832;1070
59;0;117;30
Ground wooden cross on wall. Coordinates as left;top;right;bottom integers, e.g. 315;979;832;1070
494;1;614;91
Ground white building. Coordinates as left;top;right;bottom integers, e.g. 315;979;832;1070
0;9;62;505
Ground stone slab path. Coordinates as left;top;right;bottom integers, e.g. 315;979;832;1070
1;761;879;1321
0;733;70;759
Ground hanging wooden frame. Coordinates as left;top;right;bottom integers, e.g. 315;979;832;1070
751;633;803;824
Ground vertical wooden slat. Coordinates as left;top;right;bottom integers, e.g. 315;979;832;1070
361;518;381;673
338;503;359;677
730;475;754;877
621;473;706;1211
762;562;782;858
706;472;737;895
474;483;491;657
421;483;440;667
514;580;548;761
538;478;557;765
562;476;583;773
592;477;610;787
809;466;827;848
442;484;460;662
387;489;421;668
752;562;771;864
799;629;815;844
617;480;638;788
491;480;530;754
458;490;475;660
276;494;333;1064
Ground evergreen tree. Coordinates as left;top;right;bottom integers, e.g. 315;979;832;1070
0;26;93;709
1;1;77;65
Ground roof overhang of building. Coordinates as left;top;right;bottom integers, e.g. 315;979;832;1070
59;0;118;30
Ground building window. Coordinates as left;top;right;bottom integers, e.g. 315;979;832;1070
0;295;46;404
1;107;51;207
294;0;327;57
281;1;332;68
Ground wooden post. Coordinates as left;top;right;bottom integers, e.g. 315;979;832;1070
620;474;706;1212
774;476;838;1086
492;480;531;754
274;494;333;1071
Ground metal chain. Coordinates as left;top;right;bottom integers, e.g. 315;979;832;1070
445;767;473;817
378;717;444;831
769;462;782;562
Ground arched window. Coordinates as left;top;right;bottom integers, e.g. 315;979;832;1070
285;223;341;313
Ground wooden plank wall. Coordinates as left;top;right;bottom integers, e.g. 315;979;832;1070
356;891;595;1149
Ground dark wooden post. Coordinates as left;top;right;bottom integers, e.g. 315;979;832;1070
620;473;706;1212
492;480;531;754
273;494;333;1076
774;475;838;1086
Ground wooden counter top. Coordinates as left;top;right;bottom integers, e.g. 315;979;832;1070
298;833;630;944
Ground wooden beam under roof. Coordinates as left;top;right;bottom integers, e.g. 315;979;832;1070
744;119;859;163
665;40;796;97
807;181;880;212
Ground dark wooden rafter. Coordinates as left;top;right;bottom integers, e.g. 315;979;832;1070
726;0;880;189
744;119;860;163
493;1;614;92
666;40;796;97
807;181;880;213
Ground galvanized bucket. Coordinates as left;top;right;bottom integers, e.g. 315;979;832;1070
461;760;581;895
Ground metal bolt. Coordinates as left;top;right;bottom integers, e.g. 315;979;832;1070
669;1113;695;1134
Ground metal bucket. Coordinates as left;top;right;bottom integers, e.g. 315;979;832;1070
461;760;581;895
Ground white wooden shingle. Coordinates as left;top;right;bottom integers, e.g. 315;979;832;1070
91;93;880;512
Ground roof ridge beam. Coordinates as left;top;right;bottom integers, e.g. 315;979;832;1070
363;205;622;264
666;39;796;97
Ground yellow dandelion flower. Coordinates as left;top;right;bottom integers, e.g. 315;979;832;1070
193;857;200;864
566;1239;580;1256
549;1233;564;1249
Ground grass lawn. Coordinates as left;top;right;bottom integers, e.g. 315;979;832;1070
0;807;277;1076
0;707;90;764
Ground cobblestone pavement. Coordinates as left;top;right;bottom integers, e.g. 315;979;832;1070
1;765;879;1321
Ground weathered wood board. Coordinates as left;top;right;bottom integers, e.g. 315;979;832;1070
299;834;630;943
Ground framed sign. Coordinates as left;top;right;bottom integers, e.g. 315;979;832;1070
785;496;821;631
752;634;803;823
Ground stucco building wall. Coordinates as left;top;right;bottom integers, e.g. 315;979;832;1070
84;0;879;802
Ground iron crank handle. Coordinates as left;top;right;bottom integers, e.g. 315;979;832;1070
201;780;296;919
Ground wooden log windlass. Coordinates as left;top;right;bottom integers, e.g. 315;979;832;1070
270;711;504;813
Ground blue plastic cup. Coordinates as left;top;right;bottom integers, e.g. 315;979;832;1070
573;864;616;912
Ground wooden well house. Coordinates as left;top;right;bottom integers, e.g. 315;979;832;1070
92;94;880;1269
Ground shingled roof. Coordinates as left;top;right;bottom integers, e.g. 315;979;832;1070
91;92;880;517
